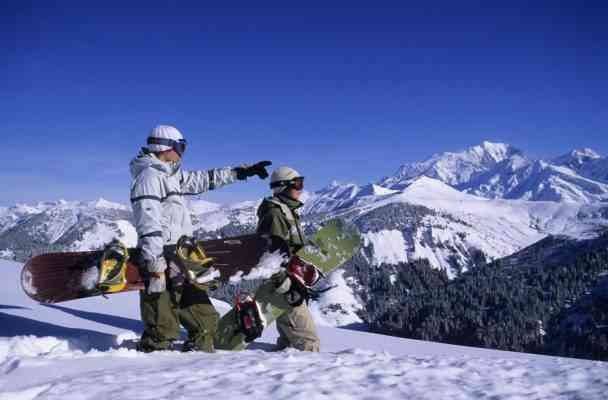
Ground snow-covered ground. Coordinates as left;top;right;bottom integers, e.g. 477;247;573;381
1;260;607;399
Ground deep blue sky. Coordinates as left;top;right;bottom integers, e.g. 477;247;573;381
2;1;607;206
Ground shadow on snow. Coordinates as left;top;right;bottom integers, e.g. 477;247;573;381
0;304;145;351
0;304;29;310
43;304;143;333
0;311;117;351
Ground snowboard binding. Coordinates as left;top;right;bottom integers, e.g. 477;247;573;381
287;256;323;288
235;294;265;342
175;236;215;282
283;256;334;305
97;240;129;293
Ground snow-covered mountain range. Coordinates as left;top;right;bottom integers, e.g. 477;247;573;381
2;142;608;327
378;141;608;203
2;141;608;272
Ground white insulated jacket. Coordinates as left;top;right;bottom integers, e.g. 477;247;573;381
129;150;237;265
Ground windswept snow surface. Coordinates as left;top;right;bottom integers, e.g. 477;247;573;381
1;260;607;399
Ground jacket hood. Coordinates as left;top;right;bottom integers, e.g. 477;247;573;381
130;149;180;179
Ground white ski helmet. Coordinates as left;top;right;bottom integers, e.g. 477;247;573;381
270;166;304;194
146;125;187;156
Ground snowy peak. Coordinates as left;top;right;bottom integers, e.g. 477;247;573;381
358;183;399;197
553;148;602;170
474;141;522;162
400;176;474;201
303;182;400;215
88;198;129;211
302;182;362;214
572;147;600;159
502;160;608;203
381;141;523;189
552;148;608;184
317;181;361;198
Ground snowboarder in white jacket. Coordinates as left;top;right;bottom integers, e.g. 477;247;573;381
130;124;271;352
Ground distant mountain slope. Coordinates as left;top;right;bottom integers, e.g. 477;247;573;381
3;149;608;278
0;200;135;260
553;148;608;184
311;177;607;275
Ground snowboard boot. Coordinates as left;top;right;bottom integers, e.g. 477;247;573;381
274;335;290;352
139;290;180;352
181;333;215;353
181;339;196;353
178;283;219;353
136;341;167;353
136;332;173;353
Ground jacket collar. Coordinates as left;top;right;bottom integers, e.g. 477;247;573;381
129;148;181;178
275;193;303;210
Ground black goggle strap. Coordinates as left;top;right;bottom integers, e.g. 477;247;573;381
147;137;187;155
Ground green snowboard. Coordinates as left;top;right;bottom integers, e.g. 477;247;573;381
214;219;361;351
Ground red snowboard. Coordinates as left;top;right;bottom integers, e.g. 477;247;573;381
21;234;272;304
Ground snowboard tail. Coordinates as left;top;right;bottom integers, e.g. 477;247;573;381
21;250;144;303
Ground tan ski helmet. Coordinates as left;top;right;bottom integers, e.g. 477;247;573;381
270;166;304;194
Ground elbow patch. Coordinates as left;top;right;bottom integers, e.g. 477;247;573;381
208;170;216;190
139;231;163;239
131;195;162;203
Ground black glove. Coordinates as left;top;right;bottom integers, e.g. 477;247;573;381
234;160;272;180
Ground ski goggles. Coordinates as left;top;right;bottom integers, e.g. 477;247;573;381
147;137;187;157
272;177;305;191
290;177;305;191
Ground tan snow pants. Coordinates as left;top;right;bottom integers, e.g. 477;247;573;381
276;303;320;352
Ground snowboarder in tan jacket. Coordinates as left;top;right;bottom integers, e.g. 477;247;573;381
256;166;321;352
130;124;270;352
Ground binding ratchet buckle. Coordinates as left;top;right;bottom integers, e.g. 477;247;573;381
98;239;129;293
175;235;215;281
235;293;264;342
